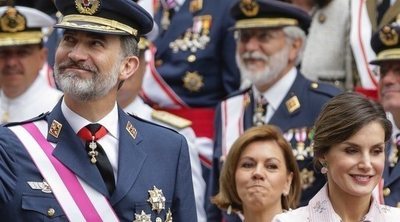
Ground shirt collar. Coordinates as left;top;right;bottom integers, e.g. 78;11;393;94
253;67;297;111
61;99;119;139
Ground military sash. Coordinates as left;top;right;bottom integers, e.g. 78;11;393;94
350;0;379;89
220;93;247;156
140;45;189;109
9;121;119;222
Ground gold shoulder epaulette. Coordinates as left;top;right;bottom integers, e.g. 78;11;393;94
151;110;192;129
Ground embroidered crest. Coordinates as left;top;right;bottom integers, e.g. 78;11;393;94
49;120;63;138
126;121;137;139
239;0;259;17
75;0;101;15
183;71;204;92
0;7;26;33
312;200;328;213
147;186;166;214
379;25;399;46
133;210;151;222
286;95;301;113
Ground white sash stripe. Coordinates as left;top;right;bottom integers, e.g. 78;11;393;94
141;46;188;108
221;94;246;156
350;0;378;89
10;125;86;221
79;181;120;221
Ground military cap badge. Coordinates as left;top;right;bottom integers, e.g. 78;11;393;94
75;0;101;15
379;25;399;47
239;0;259;17
0;7;26;33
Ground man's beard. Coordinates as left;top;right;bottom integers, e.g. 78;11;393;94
237;45;290;89
54;59;121;101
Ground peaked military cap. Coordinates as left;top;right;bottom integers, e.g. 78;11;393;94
54;0;153;39
230;0;311;33
0;6;55;47
370;19;400;65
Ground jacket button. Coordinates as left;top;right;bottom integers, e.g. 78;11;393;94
383;187;391;197
47;208;55;217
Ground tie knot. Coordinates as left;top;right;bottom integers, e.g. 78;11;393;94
78;124;107;141
257;95;268;106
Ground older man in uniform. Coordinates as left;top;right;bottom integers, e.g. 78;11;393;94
208;0;341;221
370;17;400;208
141;0;241;180
0;0;197;221
0;5;62;123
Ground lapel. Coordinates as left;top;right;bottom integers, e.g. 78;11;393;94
46;101;109;197
110;108;147;205
380;0;400;29
384;142;400;186
155;0;199;56
269;72;304;132
366;0;378;32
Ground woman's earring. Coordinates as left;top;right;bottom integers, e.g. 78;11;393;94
321;162;328;174
227;205;232;215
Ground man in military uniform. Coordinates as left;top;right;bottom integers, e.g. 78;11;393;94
370;17;400;208
0;5;62;123
117;2;206;219
0;0;197;221
141;0;241;179
207;0;341;221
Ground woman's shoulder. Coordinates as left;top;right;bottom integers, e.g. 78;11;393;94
272;206;310;222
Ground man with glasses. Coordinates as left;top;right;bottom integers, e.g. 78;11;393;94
207;0;341;221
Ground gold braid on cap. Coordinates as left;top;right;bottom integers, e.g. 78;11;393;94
59;14;138;36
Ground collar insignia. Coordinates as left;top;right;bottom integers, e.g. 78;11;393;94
126;121;137;139
286;95;301;113
49;120;63;138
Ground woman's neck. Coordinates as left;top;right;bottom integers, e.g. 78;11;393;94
242;202;283;222
328;184;371;222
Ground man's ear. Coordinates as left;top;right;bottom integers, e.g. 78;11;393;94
288;38;303;63
119;56;139;81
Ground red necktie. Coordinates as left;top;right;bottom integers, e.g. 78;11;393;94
78;124;115;195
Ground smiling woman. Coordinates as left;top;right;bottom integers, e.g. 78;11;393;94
212;125;301;222
273;92;400;222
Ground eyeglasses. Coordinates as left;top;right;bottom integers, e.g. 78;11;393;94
235;28;284;43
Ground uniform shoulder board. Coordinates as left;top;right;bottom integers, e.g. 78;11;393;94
3;112;49;127
151;110;192;130
309;82;342;97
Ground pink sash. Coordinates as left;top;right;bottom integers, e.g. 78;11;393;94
10;121;119;221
